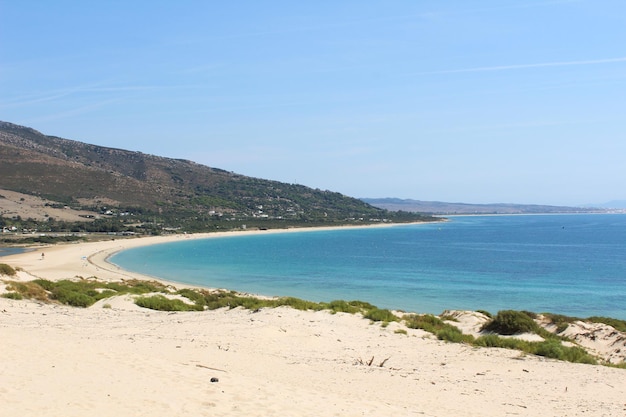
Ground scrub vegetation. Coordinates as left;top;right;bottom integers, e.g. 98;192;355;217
3;277;625;367
0;263;17;276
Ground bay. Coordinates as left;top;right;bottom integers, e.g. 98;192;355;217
110;214;626;319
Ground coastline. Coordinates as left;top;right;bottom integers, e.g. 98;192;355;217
1;222;432;288
2;226;626;416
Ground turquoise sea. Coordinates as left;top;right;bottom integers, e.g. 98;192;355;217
111;214;626;319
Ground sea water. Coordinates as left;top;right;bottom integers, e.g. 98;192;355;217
0;247;28;257
110;214;626;319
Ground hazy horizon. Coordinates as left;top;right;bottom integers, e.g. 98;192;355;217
2;1;625;206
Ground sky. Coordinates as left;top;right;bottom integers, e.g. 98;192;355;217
1;1;625;206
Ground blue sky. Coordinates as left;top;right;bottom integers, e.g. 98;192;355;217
1;1;625;205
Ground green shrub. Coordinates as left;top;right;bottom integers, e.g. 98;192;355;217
439;313;458;322
521;310;538;319
404;314;473;343
0;263;17;276
7;278;177;308
555;322;569;333
177;288;206;306
325;300;363;314
2;292;23;300
32;279;55;291
586;316;626;333
534;339;596;364
200;290;266;310
364;308;397;323
473;334;597;364
51;286;96;307
482;310;539;335
436;327;475;343
476;309;493;318
405;314;446;333
345;300;377;310
6;281;49;301
474;334;531;351
135;294;202;311
276;297;324;311
121;279;168;294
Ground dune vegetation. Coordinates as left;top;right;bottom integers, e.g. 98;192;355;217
3;277;625;368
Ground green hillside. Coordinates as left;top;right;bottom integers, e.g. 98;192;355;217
0;121;435;235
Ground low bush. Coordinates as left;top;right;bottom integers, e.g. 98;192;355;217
473;334;597;364
5;281;49;301
345;300;377;310
476;309;493;318
276;297;324;311
7;278;173;308
135;294;203;311
0;263;17;276
482;310;539;335
364;308;397;323
200;290;265;310
2;292;23;300
119;279;168;294
586;316;626;333
177;288;206;306
405;314;446;333
325;300;364;314
405;314;474;343
32;279;55;291
534;340;596;364
436;327;475;344
51;287;95;307
474;334;532;351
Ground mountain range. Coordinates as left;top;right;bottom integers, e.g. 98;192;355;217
360;198;612;215
3;120;614;237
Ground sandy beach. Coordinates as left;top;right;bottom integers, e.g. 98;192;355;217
1;231;625;416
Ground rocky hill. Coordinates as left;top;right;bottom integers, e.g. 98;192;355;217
0;121;433;234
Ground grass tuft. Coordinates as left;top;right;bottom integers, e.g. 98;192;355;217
364;308;398;323
0;263;17;276
135;294;203;311
2;292;23;300
586;316;626;333
324;300;365;314
5;281;49;301
473;334;597;364
404;314;473;343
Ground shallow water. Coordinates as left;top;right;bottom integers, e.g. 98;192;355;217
111;214;626;319
0;246;28;257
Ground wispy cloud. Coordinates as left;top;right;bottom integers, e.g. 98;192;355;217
25;99;121;124
0;82;214;109
418;57;626;76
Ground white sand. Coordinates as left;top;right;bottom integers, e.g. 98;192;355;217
1;232;626;416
